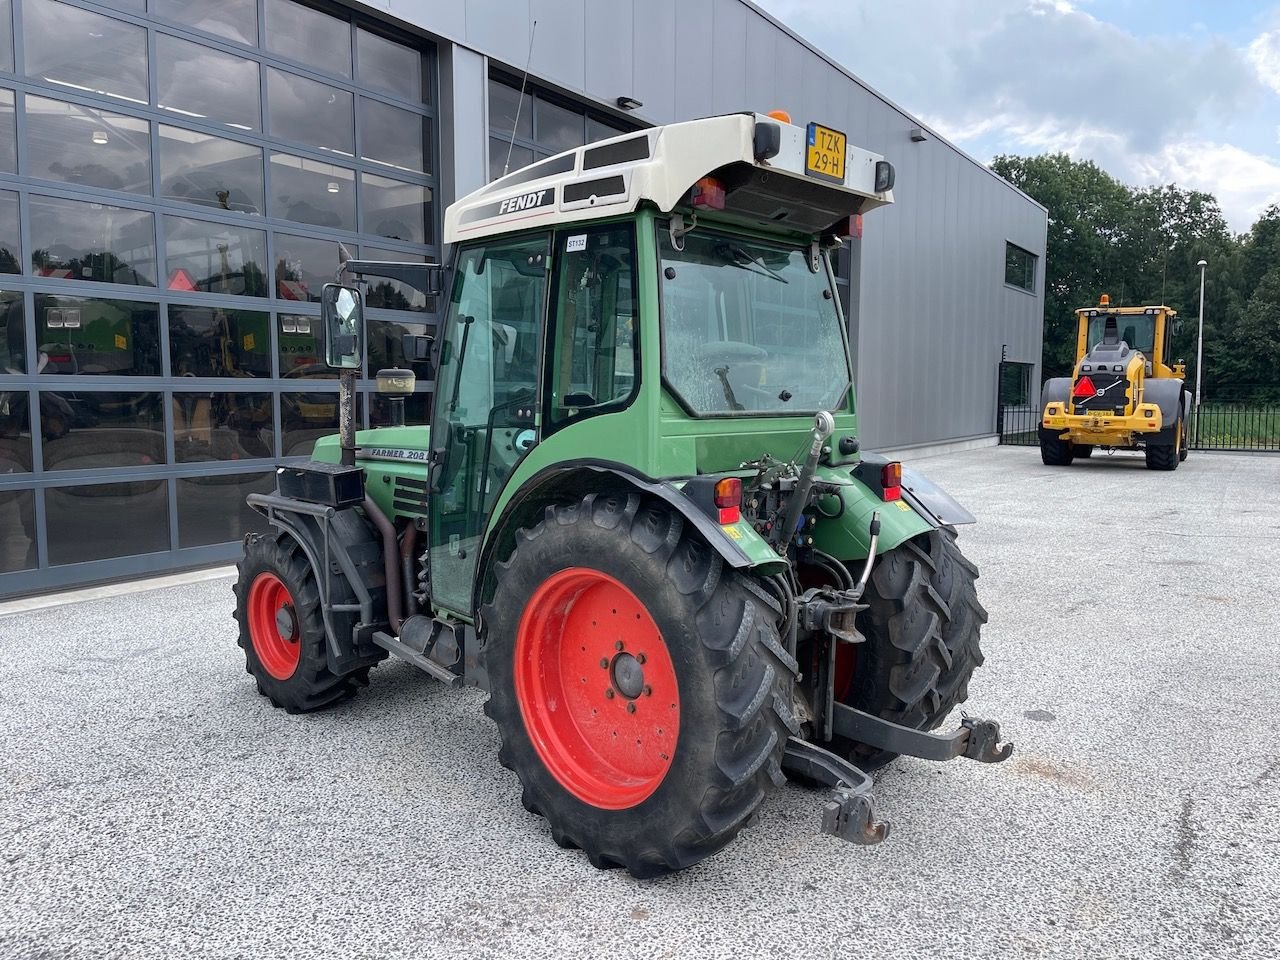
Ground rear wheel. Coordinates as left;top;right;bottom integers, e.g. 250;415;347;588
481;492;797;878
837;527;987;771
1039;429;1073;465
234;532;369;713
1145;412;1182;471
1072;444;1094;459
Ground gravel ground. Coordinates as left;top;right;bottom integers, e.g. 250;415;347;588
1;446;1278;960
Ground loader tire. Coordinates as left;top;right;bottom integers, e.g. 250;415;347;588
481;492;798;878
840;527;987;771
1039;429;1073;466
1145;412;1183;471
1072;444;1094;459
234;532;369;713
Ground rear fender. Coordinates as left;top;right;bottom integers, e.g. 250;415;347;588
1142;378;1188;424
809;464;936;563
1040;377;1073;411
475;461;787;613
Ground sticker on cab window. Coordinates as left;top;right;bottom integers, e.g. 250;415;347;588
565;234;587;253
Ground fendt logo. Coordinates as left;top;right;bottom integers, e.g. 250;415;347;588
498;190;552;215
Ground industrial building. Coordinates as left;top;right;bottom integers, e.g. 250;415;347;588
0;0;1047;596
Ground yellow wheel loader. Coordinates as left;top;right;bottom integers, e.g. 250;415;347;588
1039;295;1191;471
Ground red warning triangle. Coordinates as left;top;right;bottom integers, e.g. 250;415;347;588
1072;376;1097;399
167;268;197;292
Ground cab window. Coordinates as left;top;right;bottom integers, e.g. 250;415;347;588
546;224;638;431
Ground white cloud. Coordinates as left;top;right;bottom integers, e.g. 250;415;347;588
753;0;1278;230
1248;30;1280;95
1134;140;1280;231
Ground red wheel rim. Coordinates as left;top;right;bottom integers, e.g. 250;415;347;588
247;572;301;681
515;568;680;809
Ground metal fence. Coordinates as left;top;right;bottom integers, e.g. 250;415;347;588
996;365;1280;452
1191;400;1280;452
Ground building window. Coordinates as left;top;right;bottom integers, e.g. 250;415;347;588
267;67;354;156
265;0;352;78
35;295;161;376
0;191;19;274
158;126;264;215
29;196;156;287
150;0;258;47
486;75;635;182
357;28;425;102
1005;242;1036;292
1;89;16;173
1;0;13;73
25;95;152;195
269;152;357;231
156;34;262;132
23;0;148;105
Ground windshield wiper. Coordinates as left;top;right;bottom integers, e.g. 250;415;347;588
713;242;788;284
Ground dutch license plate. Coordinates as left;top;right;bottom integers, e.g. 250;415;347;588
805;123;846;183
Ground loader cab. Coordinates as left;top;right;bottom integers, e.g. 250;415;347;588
1076;302;1179;377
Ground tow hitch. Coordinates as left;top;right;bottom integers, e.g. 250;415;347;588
785;711;1013;846
784;505;1014;845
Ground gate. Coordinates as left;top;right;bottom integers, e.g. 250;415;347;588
996;360;1037;446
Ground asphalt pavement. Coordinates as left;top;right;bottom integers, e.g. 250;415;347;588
2;445;1278;960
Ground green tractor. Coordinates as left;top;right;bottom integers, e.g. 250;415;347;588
233;112;1011;876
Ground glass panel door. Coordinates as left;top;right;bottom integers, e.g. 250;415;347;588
428;233;549;614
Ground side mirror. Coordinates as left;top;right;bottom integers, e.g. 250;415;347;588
321;283;363;370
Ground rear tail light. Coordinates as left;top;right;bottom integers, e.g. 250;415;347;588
1073;377;1097;399
691;176;726;210
881;462;902;502
713;477;742;524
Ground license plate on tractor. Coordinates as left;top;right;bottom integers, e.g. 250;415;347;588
805;123;846;183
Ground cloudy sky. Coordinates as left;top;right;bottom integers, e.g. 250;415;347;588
753;0;1280;233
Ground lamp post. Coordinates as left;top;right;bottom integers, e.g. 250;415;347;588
1194;258;1207;444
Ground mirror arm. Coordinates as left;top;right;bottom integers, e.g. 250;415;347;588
341;260;444;297
339;368;358;467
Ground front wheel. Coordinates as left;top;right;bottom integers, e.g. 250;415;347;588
481;492;797;878
233;532;369;713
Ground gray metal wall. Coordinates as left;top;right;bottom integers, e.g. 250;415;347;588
368;0;1047;448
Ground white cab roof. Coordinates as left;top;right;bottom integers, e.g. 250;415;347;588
444;112;894;244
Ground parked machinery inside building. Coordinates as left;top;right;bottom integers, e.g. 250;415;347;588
232;111;1012;876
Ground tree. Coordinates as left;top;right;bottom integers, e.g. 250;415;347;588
990;154;1136;376
990;155;1244;390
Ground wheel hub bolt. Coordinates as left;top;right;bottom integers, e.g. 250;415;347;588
615;640;624;651
604;688;615;699
610;652;646;700
626;702;636;714
599;658;609;669
275;604;296;642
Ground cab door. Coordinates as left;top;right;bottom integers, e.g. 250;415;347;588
428;233;550;615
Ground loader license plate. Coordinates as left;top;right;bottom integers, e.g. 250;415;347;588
805;123;846;183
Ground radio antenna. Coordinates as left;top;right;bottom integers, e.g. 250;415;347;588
503;20;537;178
